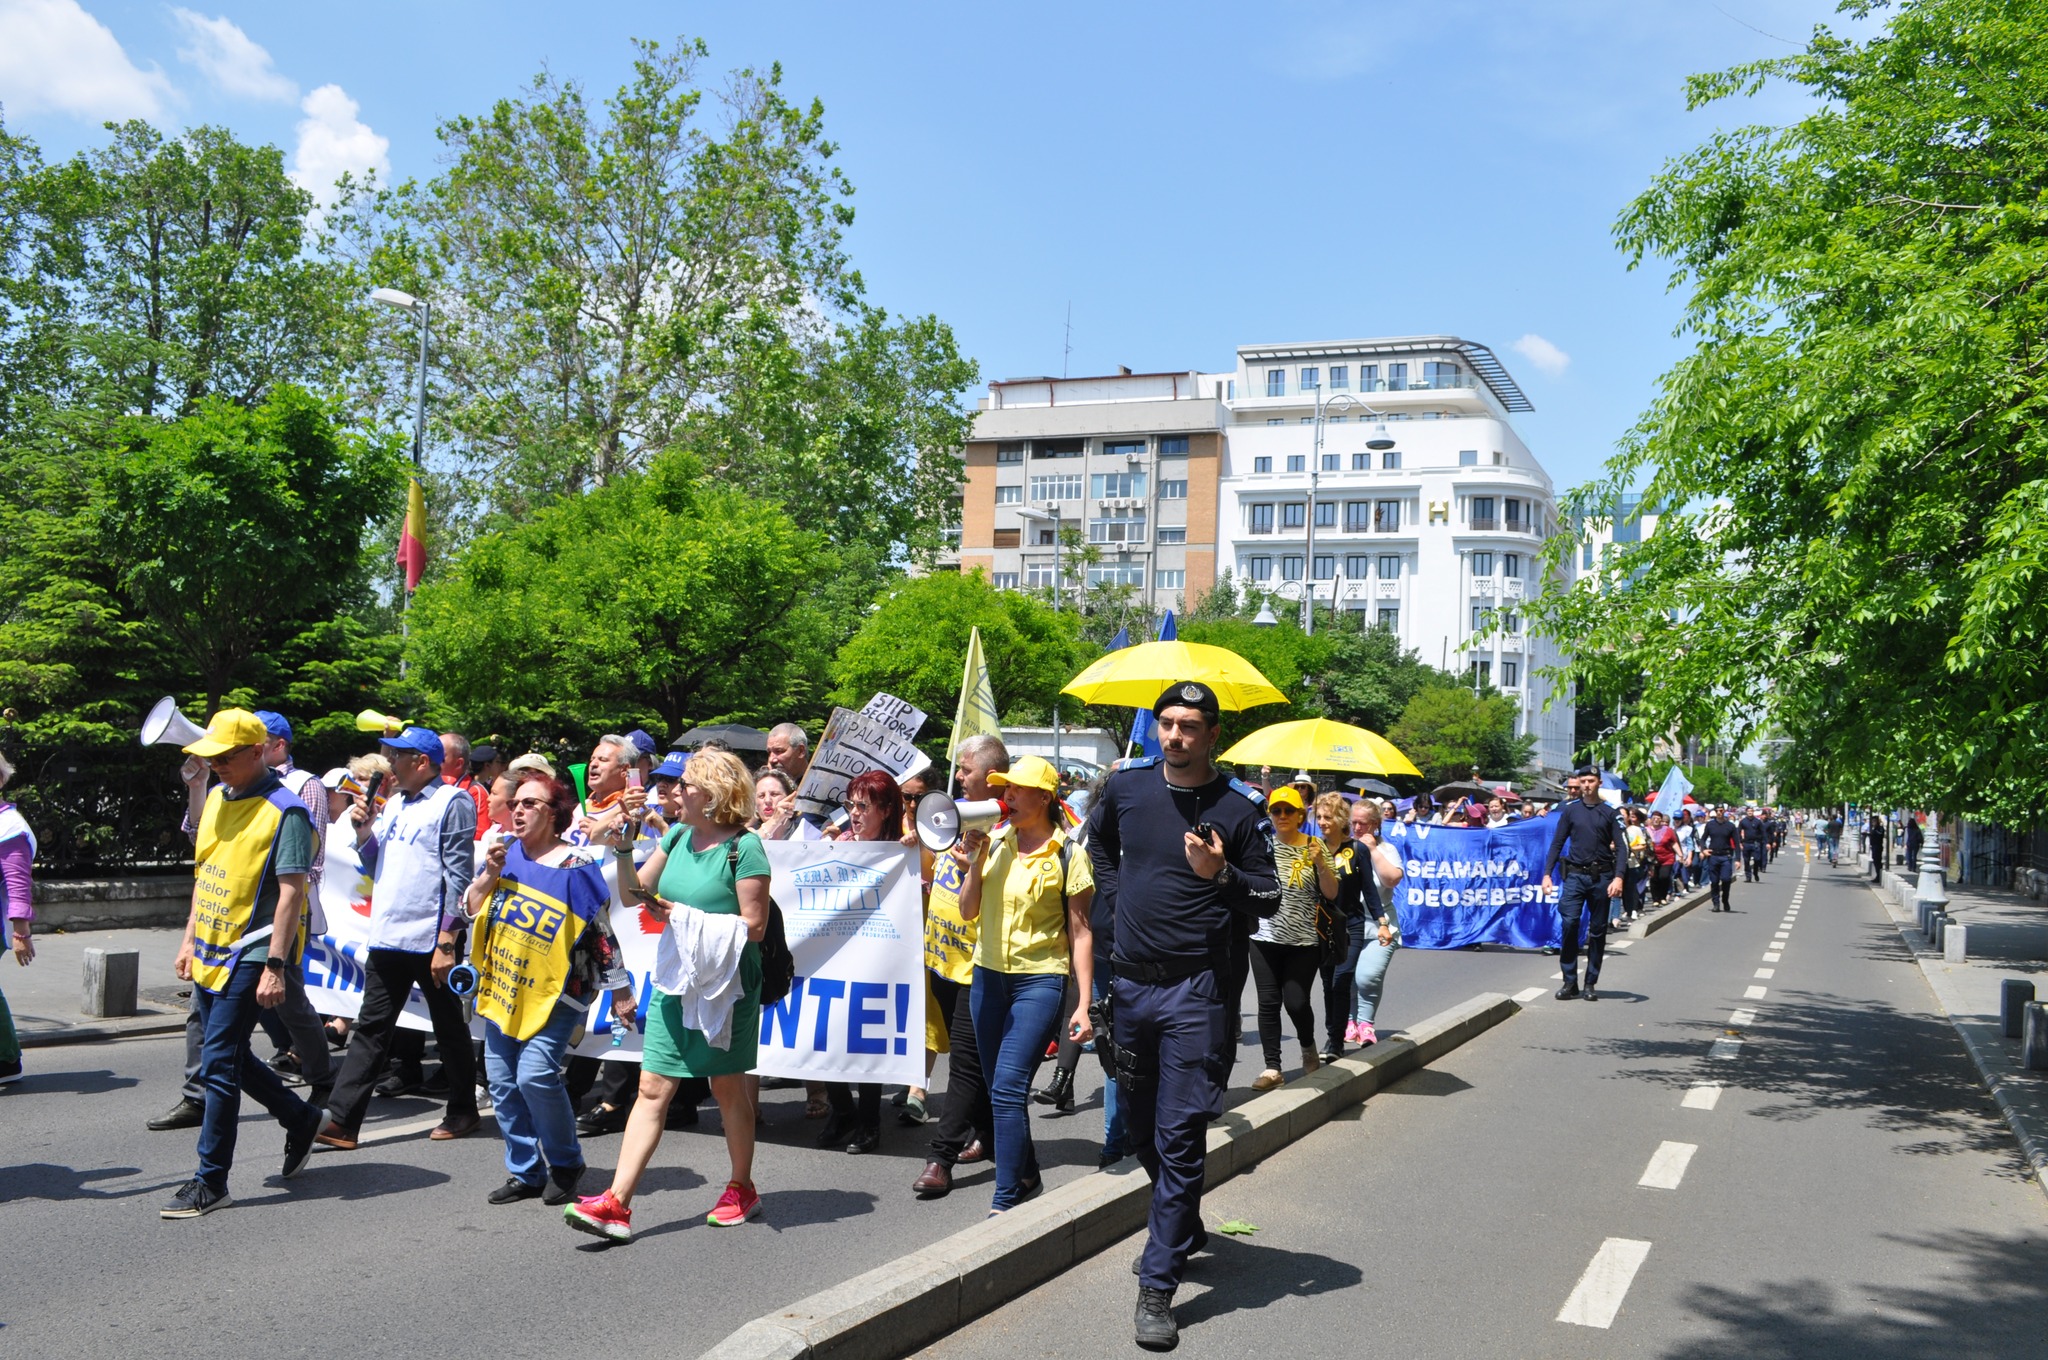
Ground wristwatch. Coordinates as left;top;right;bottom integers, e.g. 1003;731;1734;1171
1212;862;1235;888
262;956;288;973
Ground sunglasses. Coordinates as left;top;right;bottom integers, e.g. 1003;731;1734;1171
510;797;554;811
1270;806;1304;817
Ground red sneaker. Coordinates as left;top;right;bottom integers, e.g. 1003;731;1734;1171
707;1180;762;1226
564;1189;632;1242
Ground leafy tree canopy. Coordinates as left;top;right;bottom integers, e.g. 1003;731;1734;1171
1525;0;2048;820
1387;684;1539;789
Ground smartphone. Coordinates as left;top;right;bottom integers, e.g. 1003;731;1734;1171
627;768;643;789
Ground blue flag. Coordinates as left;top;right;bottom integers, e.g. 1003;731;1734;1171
1382;813;1574;949
1126;611;1177;757
1648;764;1693;814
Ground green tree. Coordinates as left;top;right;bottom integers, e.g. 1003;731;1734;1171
101;387;408;713
1387;684;1537;788
829;570;1094;747
405;453;820;737
1525;0;2048;820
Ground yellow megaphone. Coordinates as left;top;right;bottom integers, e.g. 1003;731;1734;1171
355;709;408;736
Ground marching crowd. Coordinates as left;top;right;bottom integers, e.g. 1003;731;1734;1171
0;693;1868;1350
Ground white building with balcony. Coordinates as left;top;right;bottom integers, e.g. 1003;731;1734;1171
1218;336;1576;780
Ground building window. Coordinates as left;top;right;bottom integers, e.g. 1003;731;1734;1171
1329;364;1349;390
1026;562;1057;587
1376;606;1399;631
1469;658;1491;684
1423;360;1461;387
1472;551;1494;576
1312;555;1335;580
1472;605;1494;632
1035;528;1056;546
1266;418;1284;427
1155;569;1186;590
1035;438;1083;458
1505;498;1524;529
1504;610;1521;634
1159;479;1187;499
1321;453;1340;472
1458;449;1478;467
992;571;1020;590
1314;501;1337;528
1104;441;1145;460
1248;556;1272;582
1300;366;1319;391
1381;449;1402;469
1388;362;1408;391
1287;454;1306;472
1300;417;1314;426
1249;503;1275;534
1503;552;1521;578
1088;563;1145;586
1157;526;1187;543
1089;514;1146;544
1030;473;1083;502
1360;364;1378;391
1329;415;1346;424
1281;555;1304;582
1346;554;1371;578
1374;499;1401;532
1344;501;1370;532
1160;436;1190;456
995;485;1022;505
996;442;1024;464
1493;450;1508;466
1614;494;1645;545
1282;502;1306;530
1378;554;1402;579
1090;471;1147;499
1501;660;1520;687
1266;368;1286;397
1254;455;1273;472
1471;496;1497;530
1352;452;1370;470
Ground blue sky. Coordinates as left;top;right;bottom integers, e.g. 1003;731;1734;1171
0;0;1873;493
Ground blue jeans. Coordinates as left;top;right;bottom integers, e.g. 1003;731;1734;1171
970;967;1066;1211
195;956;318;1192
483;998;584;1185
1352;937;1398;1024
1555;871;1610;987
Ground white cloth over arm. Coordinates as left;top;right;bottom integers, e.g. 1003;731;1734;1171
651;906;751;1050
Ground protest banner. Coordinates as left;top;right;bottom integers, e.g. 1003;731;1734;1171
792;695;931;820
754;839;925;1086
1384;813;1570;949
301;830;437;1033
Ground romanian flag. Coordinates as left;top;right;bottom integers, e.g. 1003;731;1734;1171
396;477;427;592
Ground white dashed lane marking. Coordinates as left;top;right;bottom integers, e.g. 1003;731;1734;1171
1763;952;1782;962
1682;1082;1722;1110
1755;968;1776;979
1709;1037;1744;1059
1514;987;1548;1004
1558;1239;1653;1328
1745;985;1767;1000
1638;1141;1698;1189
1729;1009;1757;1027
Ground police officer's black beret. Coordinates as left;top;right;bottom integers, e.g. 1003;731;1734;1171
1572;763;1600;779
1153;680;1222;721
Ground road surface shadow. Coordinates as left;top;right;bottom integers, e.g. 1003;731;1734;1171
1174;1236;1363;1328
0;1163;173;1202
1667;1228;2048;1359
271;1161;450;1202
0;1068;138;1096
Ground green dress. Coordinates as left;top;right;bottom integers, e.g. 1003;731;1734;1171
640;826;768;1079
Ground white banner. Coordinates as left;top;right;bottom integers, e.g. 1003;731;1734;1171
753;839;925;1085
792;696;930;820
302;832;437;1033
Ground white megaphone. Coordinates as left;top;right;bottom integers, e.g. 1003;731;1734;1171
140;696;207;749
914;790;1005;853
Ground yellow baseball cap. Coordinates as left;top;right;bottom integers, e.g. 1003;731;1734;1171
1267;784;1306;813
988;754;1059;795
182;708;269;758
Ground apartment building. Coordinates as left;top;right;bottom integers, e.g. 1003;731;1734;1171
956;369;1226;606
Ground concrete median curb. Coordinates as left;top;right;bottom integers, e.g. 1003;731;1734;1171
697;989;1521;1360
18;1012;187;1048
1631;883;1710;937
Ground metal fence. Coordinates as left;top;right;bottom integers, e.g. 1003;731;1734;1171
2;742;198;877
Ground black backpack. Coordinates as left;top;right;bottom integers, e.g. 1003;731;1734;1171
726;833;795;1006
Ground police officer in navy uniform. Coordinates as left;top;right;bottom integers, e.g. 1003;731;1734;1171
1539;766;1624;1002
1086;680;1279;1351
1738;805;1768;882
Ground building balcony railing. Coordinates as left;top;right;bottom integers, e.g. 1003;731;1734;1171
1249;375;1485;401
1469;515;1498;531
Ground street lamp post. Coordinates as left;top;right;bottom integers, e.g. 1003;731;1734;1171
1307;384;1393;635
1018;502;1067;776
371;287;431;468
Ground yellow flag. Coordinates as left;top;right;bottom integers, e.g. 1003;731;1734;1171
949;625;1001;760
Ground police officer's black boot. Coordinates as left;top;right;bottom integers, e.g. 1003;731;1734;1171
1135;1286;1178;1350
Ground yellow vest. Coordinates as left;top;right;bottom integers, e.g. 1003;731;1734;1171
192;784;307;994
470;841;609;1042
924;851;979;986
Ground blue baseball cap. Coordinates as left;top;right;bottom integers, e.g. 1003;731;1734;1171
652;752;689;780
381;726;444;762
626;728;659;758
252;710;292;742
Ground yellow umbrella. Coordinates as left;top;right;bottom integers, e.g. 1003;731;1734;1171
1061;640;1288;712
1220;718;1422;778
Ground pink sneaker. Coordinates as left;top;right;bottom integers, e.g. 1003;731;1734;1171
564;1189;632;1242
1342;1021;1361;1044
1358;1022;1377;1046
707;1180;762;1226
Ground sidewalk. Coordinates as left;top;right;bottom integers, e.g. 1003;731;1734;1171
1869;852;2048;1197
5;925;189;1047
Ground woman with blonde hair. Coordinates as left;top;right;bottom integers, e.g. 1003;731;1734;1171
565;748;769;1241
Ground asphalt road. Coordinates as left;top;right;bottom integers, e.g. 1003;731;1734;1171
3;915;1551;1358
918;852;2048;1358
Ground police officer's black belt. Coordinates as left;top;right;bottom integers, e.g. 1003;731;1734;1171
1111;956;1217;985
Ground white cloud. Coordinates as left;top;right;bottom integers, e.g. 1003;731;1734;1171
0;0;175;120
290;83;388;206
1512;332;1571;378
170;8;295;102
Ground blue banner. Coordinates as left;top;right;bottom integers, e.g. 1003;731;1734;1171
1384;813;1573;949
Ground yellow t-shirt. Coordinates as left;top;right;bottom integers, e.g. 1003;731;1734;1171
974;824;1094;976
924;851;979;986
